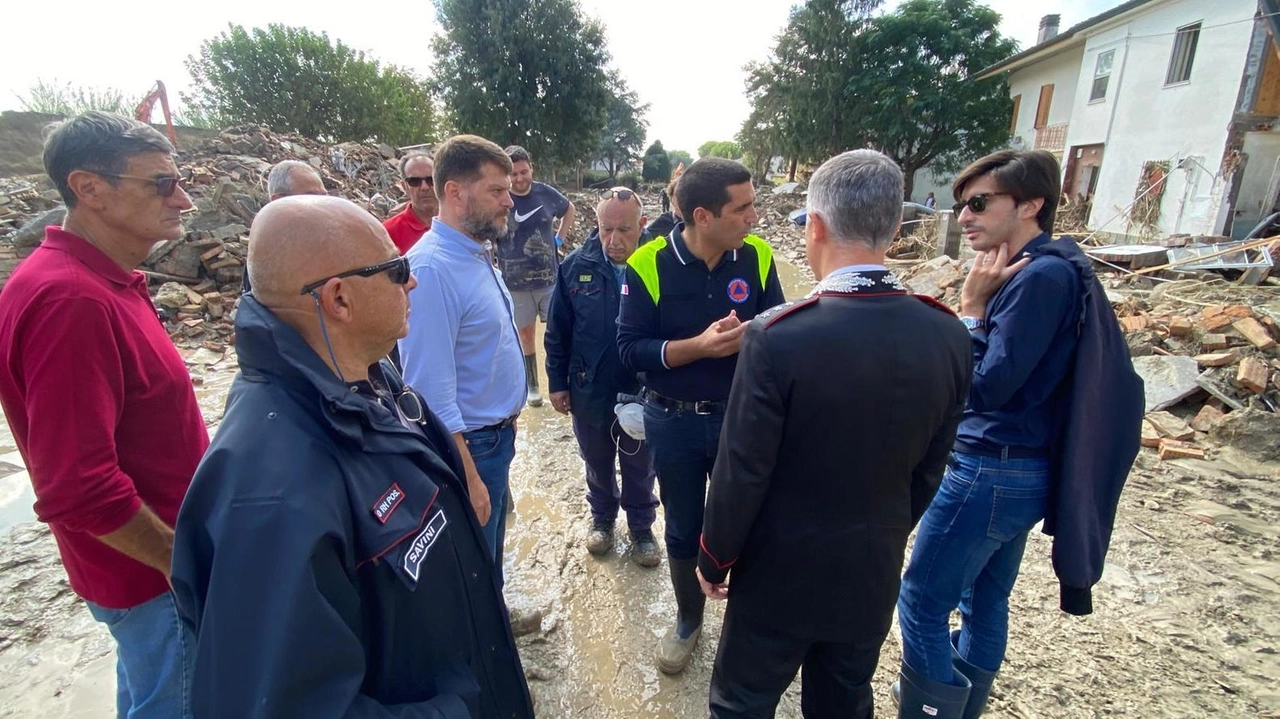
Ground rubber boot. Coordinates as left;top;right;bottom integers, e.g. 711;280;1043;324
656;557;705;675
524;354;543;407
951;629;997;719
896;661;971;719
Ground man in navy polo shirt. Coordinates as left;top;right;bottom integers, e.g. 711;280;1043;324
618;157;785;676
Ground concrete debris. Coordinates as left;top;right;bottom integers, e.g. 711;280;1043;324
1208;407;1280;462
1133;355;1202;412
899;256;963;300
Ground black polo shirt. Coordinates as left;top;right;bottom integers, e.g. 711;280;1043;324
617;224;785;401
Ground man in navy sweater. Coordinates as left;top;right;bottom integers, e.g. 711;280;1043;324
895;149;1140;719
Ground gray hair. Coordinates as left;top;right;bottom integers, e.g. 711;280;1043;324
266;160;321;199
807;150;904;250
42;111;174;208
398;151;432;177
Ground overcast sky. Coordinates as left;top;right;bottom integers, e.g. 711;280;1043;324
0;0;1117;154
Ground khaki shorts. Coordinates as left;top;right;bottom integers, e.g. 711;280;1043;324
511;286;554;329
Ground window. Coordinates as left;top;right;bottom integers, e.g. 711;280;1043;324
1010;94;1022;133
1090;50;1115;102
1165;23;1201;85
1034;84;1054;129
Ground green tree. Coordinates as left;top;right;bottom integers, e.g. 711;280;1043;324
666;149;693;171
642;141;672;182
697;140;742;160
17;79;139;116
183;24;437;145
595;78;649;177
742;0;1016;196
852;0;1018;196
431;0;612;173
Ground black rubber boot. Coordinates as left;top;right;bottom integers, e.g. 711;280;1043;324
656;557;705;675
523;353;542;407
897;661;971;719
951;630;997;719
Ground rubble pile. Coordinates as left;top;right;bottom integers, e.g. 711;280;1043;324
1120;297;1280;461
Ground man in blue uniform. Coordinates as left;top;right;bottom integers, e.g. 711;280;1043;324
496;145;577;408
618;158;786;675
546;188;660;567
172;195;533;718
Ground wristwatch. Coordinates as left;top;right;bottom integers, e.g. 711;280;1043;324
960;316;986;332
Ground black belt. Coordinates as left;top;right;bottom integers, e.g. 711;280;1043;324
474;414;518;432
952;440;1047;460
642;389;726;416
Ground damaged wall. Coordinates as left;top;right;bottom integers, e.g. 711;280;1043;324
1065;0;1255;239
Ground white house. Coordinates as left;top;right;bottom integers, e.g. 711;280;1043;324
977;0;1280;241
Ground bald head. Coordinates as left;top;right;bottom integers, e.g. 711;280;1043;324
248;195;395;307
595;192;647;264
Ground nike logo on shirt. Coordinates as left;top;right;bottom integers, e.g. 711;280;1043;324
513;206;544;223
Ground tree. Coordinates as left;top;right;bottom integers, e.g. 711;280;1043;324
595;78;649;177
697;141;742;160
431;0;613;173
851;0;1017;196
642;141;672;182
666;149;693;171
741;0;1017;196
17;79;138;116
183;24;437;145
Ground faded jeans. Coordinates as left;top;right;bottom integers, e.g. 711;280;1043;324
896;451;1050;683
86;591;193;719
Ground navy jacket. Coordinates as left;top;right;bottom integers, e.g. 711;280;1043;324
172;297;534;718
545;229;643;427
1033;238;1143;616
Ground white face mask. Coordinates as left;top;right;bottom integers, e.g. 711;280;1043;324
614;401;646;441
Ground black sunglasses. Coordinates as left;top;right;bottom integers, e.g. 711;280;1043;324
405;176;434;188
599;188;637;202
952;192;1013;215
99;173;185;197
299;256;412;295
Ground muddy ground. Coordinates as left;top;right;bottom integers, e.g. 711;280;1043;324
1;258;1278;718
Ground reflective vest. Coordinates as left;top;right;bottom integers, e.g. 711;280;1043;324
626;234;775;305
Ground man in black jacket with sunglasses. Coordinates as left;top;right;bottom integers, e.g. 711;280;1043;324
173;195;533;718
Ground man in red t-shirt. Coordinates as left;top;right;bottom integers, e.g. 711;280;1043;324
383;152;438;255
0;112;209;719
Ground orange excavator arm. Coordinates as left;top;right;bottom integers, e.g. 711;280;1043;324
135;81;179;147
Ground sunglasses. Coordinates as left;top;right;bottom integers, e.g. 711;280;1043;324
299;256;412;296
99;173;185;197
599;188;637;203
952;192;1013;215
405;176;434;188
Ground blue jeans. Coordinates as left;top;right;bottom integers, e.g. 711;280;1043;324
643;402;723;560
86;591;193;719
897;451;1050;684
464;423;516;584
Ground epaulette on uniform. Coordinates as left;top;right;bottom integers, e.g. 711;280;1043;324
758;296;819;328
912;294;958;317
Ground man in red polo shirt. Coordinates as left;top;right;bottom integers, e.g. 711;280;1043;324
0;111;209;719
384;151;438;254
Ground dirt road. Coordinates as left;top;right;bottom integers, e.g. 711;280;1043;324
1;259;1278;717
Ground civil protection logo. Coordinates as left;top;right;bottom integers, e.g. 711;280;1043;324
727;278;750;304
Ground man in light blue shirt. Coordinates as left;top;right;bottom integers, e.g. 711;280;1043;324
399;135;525;582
